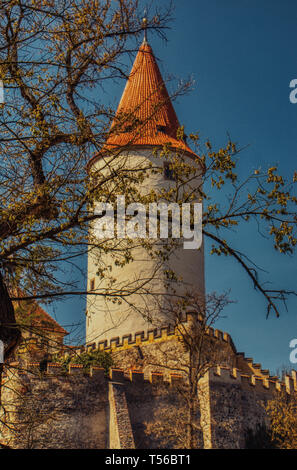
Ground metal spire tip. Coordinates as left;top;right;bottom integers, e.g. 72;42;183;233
142;8;148;43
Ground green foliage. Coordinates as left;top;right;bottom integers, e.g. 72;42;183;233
55;349;113;374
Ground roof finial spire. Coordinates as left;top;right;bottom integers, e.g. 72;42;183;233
142;8;148;43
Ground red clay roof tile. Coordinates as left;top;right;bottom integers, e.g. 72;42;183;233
13;289;68;336
27;303;69;336
91;40;198;162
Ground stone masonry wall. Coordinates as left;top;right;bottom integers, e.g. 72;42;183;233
1;361;296;449
0;365;108;449
199;367;294;449
109;379;135;449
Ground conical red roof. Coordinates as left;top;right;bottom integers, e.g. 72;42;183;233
93;39;197;160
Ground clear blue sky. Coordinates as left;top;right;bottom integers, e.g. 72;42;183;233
48;0;297;375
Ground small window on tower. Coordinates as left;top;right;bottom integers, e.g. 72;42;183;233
163;161;175;181
157;124;167;133
124;124;133;133
90;278;95;291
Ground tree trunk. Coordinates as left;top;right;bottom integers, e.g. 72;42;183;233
187;399;196;449
0;273;21;362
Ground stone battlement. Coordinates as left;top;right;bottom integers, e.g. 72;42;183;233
70;314;237;356
10;362;296;395
210;365;297;395
10;362;184;387
1;360;296;449
235;351;277;379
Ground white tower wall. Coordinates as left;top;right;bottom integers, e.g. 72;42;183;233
86;149;205;346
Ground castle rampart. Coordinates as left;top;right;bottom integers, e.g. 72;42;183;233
0;360;296;449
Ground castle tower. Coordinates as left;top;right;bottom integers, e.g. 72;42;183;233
86;36;205;346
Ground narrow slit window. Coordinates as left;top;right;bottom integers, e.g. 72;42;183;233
90;278;95;291
157;124;167;133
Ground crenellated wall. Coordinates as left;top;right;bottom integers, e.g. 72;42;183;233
1;315;296;449
0;360;296;449
0;363;108;449
0;362;198;449
199;366;297;449
83;313;236;354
